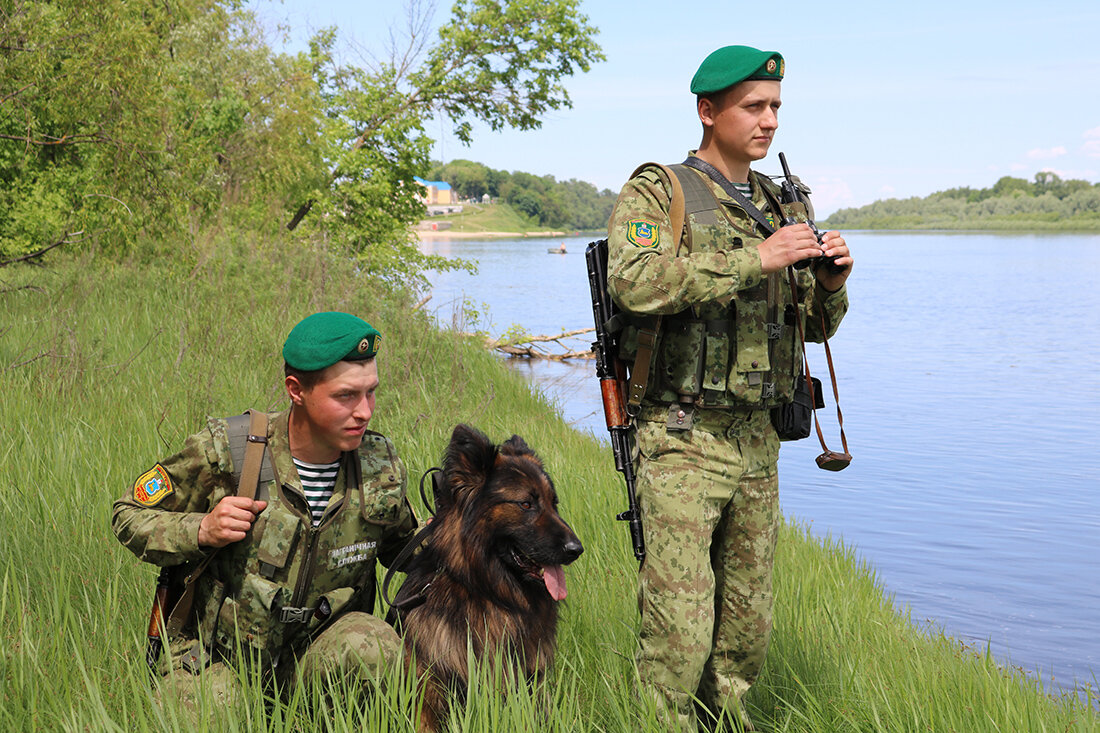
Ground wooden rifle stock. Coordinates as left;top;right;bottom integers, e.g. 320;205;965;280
145;566;175;677
586;239;646;564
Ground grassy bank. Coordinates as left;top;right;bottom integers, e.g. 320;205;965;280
817;215;1100;232
1;244;1096;731
421;202;596;237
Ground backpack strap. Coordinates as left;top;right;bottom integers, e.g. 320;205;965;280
166;410;269;638
225;410;274;495
622;162;693;413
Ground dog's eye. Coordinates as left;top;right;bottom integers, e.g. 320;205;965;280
520;501;533;510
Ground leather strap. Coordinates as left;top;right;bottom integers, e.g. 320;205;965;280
785;269;849;459
381;468;445;612
237;410;268;501
622;162;693;413
166;410;269;638
818;312;850;456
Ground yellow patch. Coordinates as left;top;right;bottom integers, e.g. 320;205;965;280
626;219;659;248
133;464;173;507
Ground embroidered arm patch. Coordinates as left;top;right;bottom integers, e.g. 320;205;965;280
133;464;174;506
626;219;660;248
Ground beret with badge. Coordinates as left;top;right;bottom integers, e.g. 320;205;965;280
690;45;784;95
283;311;380;372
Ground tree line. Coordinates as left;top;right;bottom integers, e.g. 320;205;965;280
822;172;1100;230
426;159;617;231
0;0;603;278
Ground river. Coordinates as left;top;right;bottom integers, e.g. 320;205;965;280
420;231;1100;697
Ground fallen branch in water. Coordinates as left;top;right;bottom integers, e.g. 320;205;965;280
480;327;595;361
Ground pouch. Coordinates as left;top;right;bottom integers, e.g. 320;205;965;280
770;375;822;441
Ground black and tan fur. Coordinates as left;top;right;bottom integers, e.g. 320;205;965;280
390;424;583;732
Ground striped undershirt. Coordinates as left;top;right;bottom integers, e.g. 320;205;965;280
733;180;753;198
292;457;339;526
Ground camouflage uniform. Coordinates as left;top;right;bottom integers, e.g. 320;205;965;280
112;409;416;702
607;157;849;728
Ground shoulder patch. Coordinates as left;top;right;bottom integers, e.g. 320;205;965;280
626;219;660;248
133;464;174;506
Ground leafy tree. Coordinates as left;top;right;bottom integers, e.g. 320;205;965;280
991;176;1031;197
285;0;605;279
822;171;1100;231
0;0;323;260
1;0;604;282
428;158;617;230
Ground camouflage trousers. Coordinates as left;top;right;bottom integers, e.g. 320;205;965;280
158;611;401;716
633;406;780;731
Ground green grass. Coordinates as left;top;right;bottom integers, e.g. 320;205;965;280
424;203;566;235
1;242;1096;731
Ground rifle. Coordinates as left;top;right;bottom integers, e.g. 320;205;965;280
585;238;645;564
141;410;270;677
777;152;846;275
145;566;178;676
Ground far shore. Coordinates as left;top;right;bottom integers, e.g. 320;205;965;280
416;228;572;241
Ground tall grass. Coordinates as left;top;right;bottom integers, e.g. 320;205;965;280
1;242;1095;731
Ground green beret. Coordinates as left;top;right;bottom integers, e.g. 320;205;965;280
690;45;784;95
283;312;380;371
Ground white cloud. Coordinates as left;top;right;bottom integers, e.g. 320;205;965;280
807;178;854;217
1026;146;1067;160
1084;126;1100;140
1084;140;1100;159
1010;163;1028;172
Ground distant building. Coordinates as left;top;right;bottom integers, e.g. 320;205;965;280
415;176;463;216
414;177;454;205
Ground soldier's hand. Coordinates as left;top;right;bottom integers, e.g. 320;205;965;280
758;223;823;273
815;230;853;292
198;496;268;548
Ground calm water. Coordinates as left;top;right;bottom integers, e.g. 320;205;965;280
421;231;1100;695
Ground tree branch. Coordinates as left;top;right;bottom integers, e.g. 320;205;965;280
0;230;85;267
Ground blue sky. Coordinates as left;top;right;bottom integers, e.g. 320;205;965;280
247;0;1100;216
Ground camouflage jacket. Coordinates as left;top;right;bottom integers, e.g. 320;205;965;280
607;156;850;410
112;410;416;661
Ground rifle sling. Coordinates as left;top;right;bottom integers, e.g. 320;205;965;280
165;409;269;638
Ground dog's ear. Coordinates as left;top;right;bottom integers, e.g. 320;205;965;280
443;424;497;505
500;434;542;467
499;434;532;456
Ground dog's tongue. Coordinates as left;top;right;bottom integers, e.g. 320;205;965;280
542;564;567;601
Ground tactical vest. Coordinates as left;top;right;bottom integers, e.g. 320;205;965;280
188;415;407;667
619;164;817;411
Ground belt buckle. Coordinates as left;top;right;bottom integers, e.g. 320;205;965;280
278;606;313;624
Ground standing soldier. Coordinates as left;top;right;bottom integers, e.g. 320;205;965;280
605;46;853;730
113;312;417;711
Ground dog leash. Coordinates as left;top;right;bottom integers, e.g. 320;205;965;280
381;467;444;612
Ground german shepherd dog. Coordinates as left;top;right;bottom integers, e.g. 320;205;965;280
388;424;584;732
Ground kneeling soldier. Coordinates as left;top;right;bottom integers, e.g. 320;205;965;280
113;312;416;710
